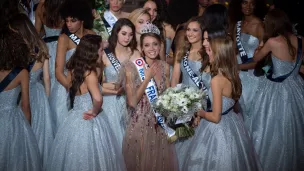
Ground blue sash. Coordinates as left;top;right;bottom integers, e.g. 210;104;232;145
236;21;253;64
221;104;235;115
267;37;302;82
104;48;121;72
43;36;59;43
183;52;212;111
101;17;112;36
0;67;23;93
65;31;80;45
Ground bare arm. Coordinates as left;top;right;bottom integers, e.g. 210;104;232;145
86;71;103;115
253;39;272;62
43;59;51;96
20;70;32;124
197;77;223;123
55;35;69;89
165;62;171;88
171;57;181;87
35;1;44;33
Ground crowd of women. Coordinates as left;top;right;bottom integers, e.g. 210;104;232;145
0;0;303;170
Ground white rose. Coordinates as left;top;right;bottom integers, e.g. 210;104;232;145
181;106;189;113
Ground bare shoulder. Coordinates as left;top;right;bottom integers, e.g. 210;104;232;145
122;11;130;18
211;74;226;87
58;33;69;42
131;50;141;58
86;29;96;35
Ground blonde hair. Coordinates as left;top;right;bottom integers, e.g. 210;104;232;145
128;8;151;25
210;36;242;100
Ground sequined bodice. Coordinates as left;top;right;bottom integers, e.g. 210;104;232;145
30;68;42;84
44;25;61;37
237;33;259;64
181;58;202;87
104;65;118;82
72;91;93;111
0;86;21;110
271;56;302;78
208;89;235;114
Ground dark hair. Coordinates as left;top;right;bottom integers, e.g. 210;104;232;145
60;0;94;29
108;18;137;56
0;0;20;29
140;32;162;60
200;4;229;32
167;0;199;30
44;0;65;27
66;34;102;108
228;0;267;27
204;27;228;41
9;13;49;63
0;28;31;70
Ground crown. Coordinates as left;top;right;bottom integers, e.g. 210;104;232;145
140;23;160;35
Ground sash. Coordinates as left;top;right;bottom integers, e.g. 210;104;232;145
183;52;211;111
27;61;35;71
102;10;118;35
65;31;80;45
221;102;235;115
133;58;175;138
267;37;302;82
0;67;23;92
236;21;253;64
43;36;59;43
104;48;121;72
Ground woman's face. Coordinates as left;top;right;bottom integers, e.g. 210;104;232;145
186;21;202;44
241;0;255;16
65;17;82;33
109;0;124;12
135;14;151;34
143;1;158;22
202;31;213;62
142;36;160;59
117;26;134;47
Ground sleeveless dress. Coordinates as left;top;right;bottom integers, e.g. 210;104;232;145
237;33;260;116
46;88;126;171
175;58;212;169
102;65;127;149
43;25;61;95
29;68;54;168
122;60;179;171
246;55;304;171
49;48;75;133
182;90;261;171
0;86;42;171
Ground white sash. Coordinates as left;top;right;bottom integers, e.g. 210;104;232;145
103;10;118;35
133;58;175;138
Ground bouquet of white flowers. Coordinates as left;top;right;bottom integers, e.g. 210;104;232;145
154;84;207;140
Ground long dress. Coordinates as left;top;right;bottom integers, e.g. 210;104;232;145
182;91;261;171
102;64;127;149
29;68;54;168
237;33;260;116
122;60;179;171
247;55;304;171
49;48;75;133
174;58;212;169
43;25;61;95
46;88;126;171
0;86;42;171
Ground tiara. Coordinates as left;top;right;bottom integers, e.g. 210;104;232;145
140;23;160;35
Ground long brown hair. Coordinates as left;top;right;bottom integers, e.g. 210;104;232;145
210;36;242;100
9;13;49;62
66;34;103;108
176;17;208;71
44;0;64;27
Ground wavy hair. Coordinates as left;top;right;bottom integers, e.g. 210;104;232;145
108;18;137;56
128;8;151;26
66;34;102;108
9;13;49;62
209;36;242;100
44;0;65;27
176;17;208;71
0;28;31;70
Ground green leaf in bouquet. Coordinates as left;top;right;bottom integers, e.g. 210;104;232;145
175;124;195;139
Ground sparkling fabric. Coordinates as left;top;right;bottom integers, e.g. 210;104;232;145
44;25;61;95
49;48;75;133
102;64;127;149
236;33;260;117
29;68;54;168
46;89;126;171
175;59;212;170
121;60;179;171
182;89;261;171
246;55;304;171
0;86;42;171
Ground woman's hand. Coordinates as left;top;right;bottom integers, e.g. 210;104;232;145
197;109;206;118
83;109;97;120
192;116;201;127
